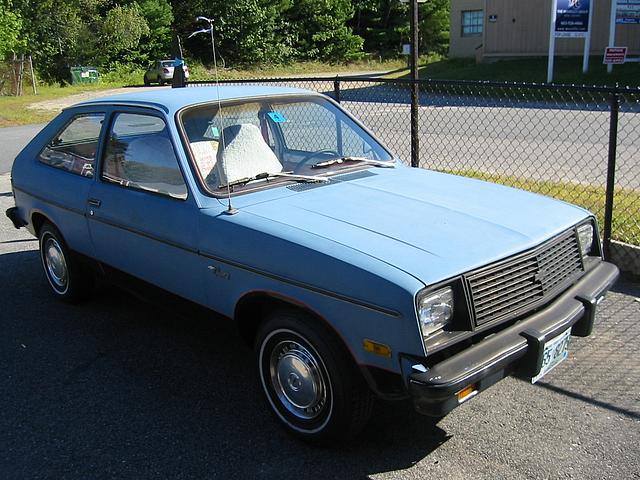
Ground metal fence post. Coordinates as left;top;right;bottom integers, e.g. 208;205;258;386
334;77;341;103
410;81;420;168
603;91;620;260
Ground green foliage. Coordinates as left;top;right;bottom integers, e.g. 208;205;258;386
284;0;363;62
8;0;449;82
100;4;150;64
0;1;24;57
351;0;449;56
138;0;174;60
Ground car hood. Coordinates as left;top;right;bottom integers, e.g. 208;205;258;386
239;167;591;286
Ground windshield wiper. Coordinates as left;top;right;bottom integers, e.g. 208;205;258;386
311;156;395;169
220;171;329;189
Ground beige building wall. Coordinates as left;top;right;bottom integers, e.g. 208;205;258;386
449;0;640;59
449;0;485;58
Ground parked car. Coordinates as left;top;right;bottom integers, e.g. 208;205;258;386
143;60;189;85
6;86;619;444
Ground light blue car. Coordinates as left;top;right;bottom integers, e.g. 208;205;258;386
6;86;619;444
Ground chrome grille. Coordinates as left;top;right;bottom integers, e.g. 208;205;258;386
467;230;584;326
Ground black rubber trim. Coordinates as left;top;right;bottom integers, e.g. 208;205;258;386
408;261;619;415
5;207;26;229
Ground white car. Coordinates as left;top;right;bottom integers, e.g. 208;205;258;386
143;60;190;86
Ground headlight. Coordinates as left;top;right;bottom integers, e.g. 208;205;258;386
418;287;454;336
577;223;594;256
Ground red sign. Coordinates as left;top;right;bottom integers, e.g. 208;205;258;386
603;47;628;64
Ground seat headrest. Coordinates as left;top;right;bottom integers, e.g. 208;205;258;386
215;124;282;186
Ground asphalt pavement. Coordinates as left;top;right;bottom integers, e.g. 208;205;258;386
0;124;44;174
1;173;639;479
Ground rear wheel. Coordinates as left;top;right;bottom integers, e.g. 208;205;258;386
38;222;93;303
143;74;150;86
255;309;374;444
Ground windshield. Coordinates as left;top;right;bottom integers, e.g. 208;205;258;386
180;95;393;195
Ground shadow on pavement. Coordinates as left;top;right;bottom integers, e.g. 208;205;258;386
0;249;447;479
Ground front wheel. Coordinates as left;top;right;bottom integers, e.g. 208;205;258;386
38;222;93;303
255;309;373;444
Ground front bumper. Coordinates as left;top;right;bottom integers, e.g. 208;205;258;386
408;260;619;416
5;207;26;229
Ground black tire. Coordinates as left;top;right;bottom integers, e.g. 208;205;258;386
159;77;165;86
255;309;374;444
143;75;150;86
38;222;94;303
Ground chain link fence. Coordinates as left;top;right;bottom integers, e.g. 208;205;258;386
188;77;640;277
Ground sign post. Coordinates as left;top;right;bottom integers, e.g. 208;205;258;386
583;0;596;73
607;0;618;73
547;0;557;83
548;0;592;83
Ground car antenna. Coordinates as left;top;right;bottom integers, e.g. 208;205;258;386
191;16;238;215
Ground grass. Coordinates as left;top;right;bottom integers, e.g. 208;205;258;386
387;56;640;87
0;59;407;127
189;58;410;81
441;169;640;246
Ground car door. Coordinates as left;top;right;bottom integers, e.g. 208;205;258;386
87;108;204;304
30;109;107;257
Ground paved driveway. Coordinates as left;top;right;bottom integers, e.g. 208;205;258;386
1;173;638;479
0;124;45;174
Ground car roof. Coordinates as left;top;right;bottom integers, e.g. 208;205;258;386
75;85;317;114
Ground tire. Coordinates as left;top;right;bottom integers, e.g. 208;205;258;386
143;75;150;86
159;77;165;86
38;222;94;303
255;309;374;444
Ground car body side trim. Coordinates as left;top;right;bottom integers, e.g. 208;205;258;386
199;250;401;318
15;185;399;317
14;186;85;217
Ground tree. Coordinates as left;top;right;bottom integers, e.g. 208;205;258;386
100;3;150;65
0;1;24;57
285;0;363;62
138;0;174;60
350;0;449;57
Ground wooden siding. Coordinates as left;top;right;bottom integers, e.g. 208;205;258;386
449;0;639;58
449;0;486;58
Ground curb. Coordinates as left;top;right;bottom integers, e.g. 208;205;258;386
609;240;640;282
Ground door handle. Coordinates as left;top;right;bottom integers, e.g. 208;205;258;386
88;198;101;207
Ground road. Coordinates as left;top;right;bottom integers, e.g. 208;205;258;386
3;84;638;189
0;124;44;174
1;173;639;479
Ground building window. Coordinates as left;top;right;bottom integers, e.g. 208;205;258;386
462;10;483;37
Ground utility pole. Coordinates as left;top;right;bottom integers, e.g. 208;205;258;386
409;0;420;167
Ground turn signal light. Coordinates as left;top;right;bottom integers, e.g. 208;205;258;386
363;339;392;358
457;384;478;403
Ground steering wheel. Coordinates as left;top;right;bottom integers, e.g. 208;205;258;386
293;149;340;174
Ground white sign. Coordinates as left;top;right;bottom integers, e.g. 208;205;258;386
401;44;411;55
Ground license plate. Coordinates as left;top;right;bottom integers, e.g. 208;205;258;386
531;328;571;384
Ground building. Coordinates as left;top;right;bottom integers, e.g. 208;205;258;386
449;0;640;61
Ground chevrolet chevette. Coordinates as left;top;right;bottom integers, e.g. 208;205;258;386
5;86;619;444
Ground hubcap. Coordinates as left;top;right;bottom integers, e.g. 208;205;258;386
44;237;67;290
270;340;327;420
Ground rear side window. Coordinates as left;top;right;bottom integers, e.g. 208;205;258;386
101;113;187;199
39;113;104;178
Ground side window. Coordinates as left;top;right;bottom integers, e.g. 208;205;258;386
101;113;188;199
39;113;104;178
